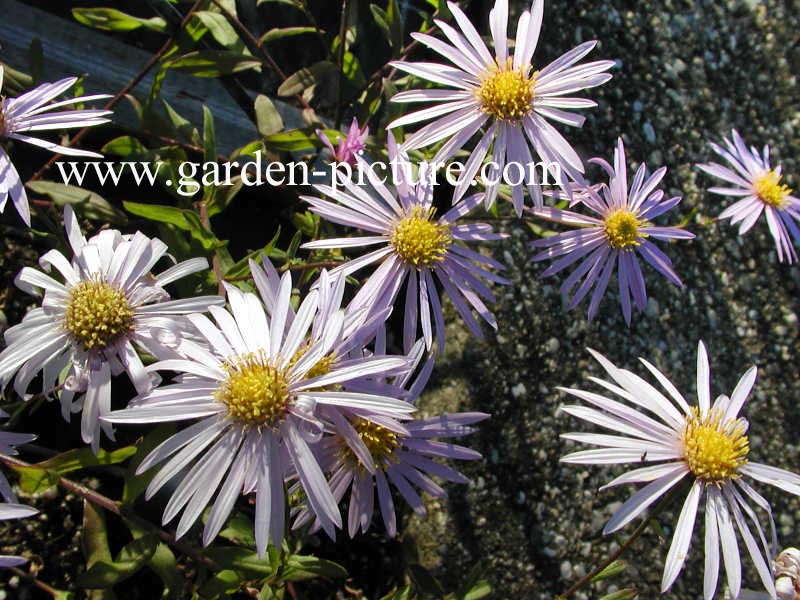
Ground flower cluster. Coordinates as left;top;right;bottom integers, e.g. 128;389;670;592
0;0;799;598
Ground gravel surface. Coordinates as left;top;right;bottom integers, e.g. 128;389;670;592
405;0;800;598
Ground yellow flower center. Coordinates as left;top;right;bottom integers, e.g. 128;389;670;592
754;169;792;208
682;407;749;483
63;279;135;351
215;351;291;427
288;346;336;381
477;61;535;122
340;418;402;472
390;206;452;268
604;209;645;249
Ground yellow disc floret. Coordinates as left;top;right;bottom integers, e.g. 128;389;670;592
390;206;452;268
682;407;749;483
215;351;291;427
754;169;792;209
477;60;535;122
604;209;645;249
287;346;336;381
63;278;135;351
339;418;402;472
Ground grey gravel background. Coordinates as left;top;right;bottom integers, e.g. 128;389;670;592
406;0;800;598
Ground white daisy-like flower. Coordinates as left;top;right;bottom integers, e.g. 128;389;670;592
0;206;222;452
0;409;37;567
0;67;112;225
560;342;800;600
387;0;614;212
103;272;417;556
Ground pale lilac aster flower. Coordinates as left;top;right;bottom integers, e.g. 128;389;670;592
560;342;800;600
291;328;482;538
530;138;694;324
0;409;37;567
698;130;800;263
302;134;509;352
387;0;614;211
296;411;486;538
317;117;368;166
103;272;417;556
0;206;222;452
0;67;112;225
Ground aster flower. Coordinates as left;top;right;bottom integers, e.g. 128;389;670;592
530;137;694;324
301;134;509;352
0;68;112;225
387;0;614;211
560;342;800;600
697;130;800;263
0;410;37;567
295;410;487;538
317;117;368;166
103;273;417;556
0;206;222;452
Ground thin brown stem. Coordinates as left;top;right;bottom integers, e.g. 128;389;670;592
26;0;205;184
7;566;62;597
198;201;225;296
334;0;350;129
0;454;218;570
210;0;313;112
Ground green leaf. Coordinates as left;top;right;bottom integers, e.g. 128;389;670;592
277;61;335;96
370;5;390;40
263;127;333;152
379;586;413;600
203;105;217;164
278;555;347;583
165;51;261;77
258;27;317;44
598;589;638;600
80;501;116;599
462;581;492;600
340;51;366;88
223;230;281;279
183;210;227;251
81;501;112;569
457;564;492;600
217;512;256;547
161;99;201;145
78;535;158;588
12;447;136;494
122;425;176;505
254;95;284;137
258;584;285;600
591;559;628;582
198;569;242;599
123;201;191;229
101;136;148;158
192;11;244;51
385;0;403;52
27;181;127;226
72;8;167;32
408;564;445;597
203;547;275;576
